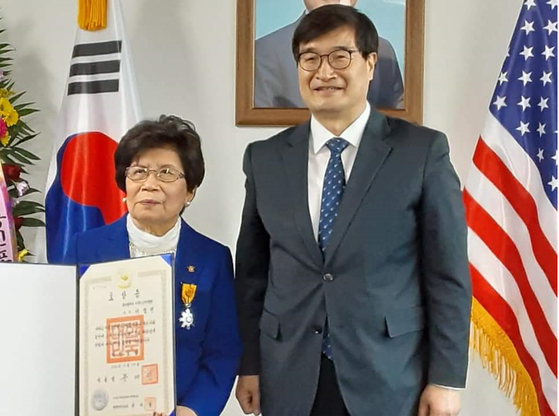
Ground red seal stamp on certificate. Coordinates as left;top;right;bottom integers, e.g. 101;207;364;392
106;315;145;363
142;363;159;385
144;397;156;411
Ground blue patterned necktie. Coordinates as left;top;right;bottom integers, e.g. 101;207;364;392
318;137;349;360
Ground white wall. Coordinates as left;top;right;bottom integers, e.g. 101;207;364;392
1;0;522;414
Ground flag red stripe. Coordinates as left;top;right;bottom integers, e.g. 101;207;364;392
464;190;557;374
473;138;557;293
471;264;554;416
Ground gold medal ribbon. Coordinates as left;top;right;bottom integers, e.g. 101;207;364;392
181;283;197;305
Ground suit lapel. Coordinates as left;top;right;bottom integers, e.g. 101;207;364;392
281;122;324;268
96;216;131;261
324;110;392;265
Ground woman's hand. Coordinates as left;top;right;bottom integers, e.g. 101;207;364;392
176;406;198;416
152;405;197;416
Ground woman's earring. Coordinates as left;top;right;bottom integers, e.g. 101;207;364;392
122;197;127;203
185;189;196;209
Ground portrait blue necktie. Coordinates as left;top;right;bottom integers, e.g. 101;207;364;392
318;137;349;360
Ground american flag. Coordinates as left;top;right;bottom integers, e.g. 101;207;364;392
464;0;557;415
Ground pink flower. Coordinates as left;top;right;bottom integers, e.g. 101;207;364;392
15;180;29;197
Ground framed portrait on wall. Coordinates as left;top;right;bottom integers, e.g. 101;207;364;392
236;0;425;126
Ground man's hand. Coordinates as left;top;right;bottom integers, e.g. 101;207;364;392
236;375;261;415
417;384;461;416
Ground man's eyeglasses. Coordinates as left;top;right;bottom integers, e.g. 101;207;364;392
297;49;358;72
125;166;185;183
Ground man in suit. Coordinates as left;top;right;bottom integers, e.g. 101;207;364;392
255;0;404;109
235;5;471;416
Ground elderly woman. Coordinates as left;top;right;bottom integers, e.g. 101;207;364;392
66;115;241;416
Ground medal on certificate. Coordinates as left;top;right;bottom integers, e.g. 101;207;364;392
179;283;197;329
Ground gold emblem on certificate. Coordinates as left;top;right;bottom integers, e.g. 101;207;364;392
180;283;197;330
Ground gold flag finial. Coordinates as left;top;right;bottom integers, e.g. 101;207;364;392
78;0;108;31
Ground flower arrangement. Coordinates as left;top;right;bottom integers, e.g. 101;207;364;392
0;37;45;261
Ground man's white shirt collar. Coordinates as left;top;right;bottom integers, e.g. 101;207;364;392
310;102;371;154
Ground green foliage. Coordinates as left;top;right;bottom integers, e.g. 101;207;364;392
0;31;44;259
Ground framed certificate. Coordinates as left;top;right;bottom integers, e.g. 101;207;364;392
79;255;175;415
0;254;175;416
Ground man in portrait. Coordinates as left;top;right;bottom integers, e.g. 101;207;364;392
254;0;404;109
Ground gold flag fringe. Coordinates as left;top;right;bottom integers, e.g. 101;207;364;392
471;298;541;415
78;0;108;31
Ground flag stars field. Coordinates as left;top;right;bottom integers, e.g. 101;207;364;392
498;71;509;84
537;148;545;162
520;45;535;60
525;0;537;10
518;96;531;111
544;20;558;34
548;176;558;191
518;70;532;85
517;121;530;136
521;20;536;34
540;71;553;85
538;97;549;111
542;45;555;59
493;95;507;110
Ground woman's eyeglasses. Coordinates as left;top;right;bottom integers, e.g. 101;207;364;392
125;166;185;183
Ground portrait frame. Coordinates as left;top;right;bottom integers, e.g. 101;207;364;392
235;0;425;126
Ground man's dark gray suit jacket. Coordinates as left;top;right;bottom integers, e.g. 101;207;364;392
254;17;404;109
235;108;472;416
